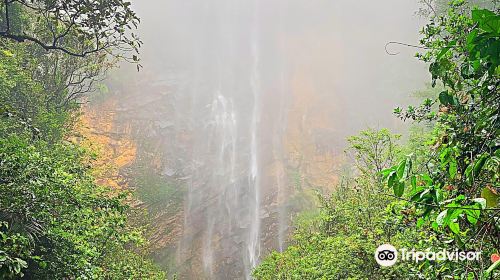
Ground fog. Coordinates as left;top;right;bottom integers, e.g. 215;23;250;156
131;0;427;136
109;1;429;279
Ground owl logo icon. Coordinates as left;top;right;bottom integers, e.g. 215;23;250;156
375;244;398;266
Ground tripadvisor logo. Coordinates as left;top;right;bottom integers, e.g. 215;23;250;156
374;244;482;267
375;244;398;267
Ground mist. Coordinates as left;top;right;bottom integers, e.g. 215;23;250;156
105;0;430;279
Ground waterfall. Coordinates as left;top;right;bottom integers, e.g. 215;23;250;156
202;93;237;277
246;0;262;276
165;1;293;278
103;0;429;278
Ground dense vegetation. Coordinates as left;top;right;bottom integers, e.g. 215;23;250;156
0;1;165;279
254;1;499;279
1;0;497;279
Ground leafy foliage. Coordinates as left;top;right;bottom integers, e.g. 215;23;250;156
256;2;499;279
0;40;75;142
254;129;416;279
0;136;165;279
0;1;165;279
385;2;500;278
0;0;141;59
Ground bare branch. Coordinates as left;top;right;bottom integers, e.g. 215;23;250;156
0;0;141;59
385;41;430;56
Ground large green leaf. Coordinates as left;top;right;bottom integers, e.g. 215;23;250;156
436;209;448;226
438;91;455;106
481;186;499;208
393;182;405;197
448;222;460;234
473;154;489;176
472;9;500;34
448;159;457;179
464;205;481;225
387;171;397;189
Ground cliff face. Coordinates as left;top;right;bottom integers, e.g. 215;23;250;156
78;100;136;191
82;61;342;278
78;73;186;274
285;70;340;192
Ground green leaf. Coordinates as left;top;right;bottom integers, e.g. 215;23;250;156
472;9;500;34
417;218;425;228
420;174;433;185
39;261;47;269
436;47;451;60
449;160;457;179
465;164;473;183
387;171;397;189
473;154;489;177
481;187;499;208
431;221;439;231
472;9;496;22
436;210;448;226
448;222;460;234
396;159;406;179
380;167;395;178
410;186;427;202
443;207;463;227
393;182;405;197
411;175;417;190
466;29;479;50
454;233;465;249
435;188;444;203
438;91;453;106
461;62;475;78
440;147;451;163
396;156;412;183
463;202;482;225
1;50;13;57
465;207;480;225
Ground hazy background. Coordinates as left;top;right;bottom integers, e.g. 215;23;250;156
105;1;431;279
126;0;429;139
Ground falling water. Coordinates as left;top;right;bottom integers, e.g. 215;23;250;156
247;0;261;275
173;2;273;278
122;0;428;278
169;1;297;277
203;93;237;276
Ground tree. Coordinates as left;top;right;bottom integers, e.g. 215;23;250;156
253;129;414;279
385;2;499;278
417;0;499;17
0;39;85;142
0;0;141;59
255;2;499;279
0;0;166;278
0;135;166;279
347;128;401;181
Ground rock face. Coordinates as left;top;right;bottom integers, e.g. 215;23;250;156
83;2;346;278
83;60;342;279
78;100;136;190
80;0;428;277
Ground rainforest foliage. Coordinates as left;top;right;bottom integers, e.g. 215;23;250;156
0;1;165;279
254;2;499;280
1;0;498;279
